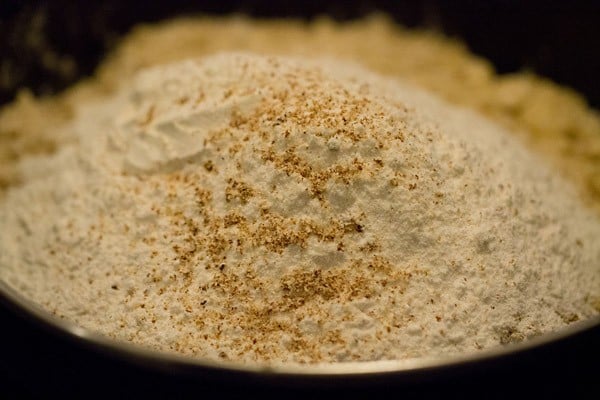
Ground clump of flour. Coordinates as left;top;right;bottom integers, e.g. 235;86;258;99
0;53;598;364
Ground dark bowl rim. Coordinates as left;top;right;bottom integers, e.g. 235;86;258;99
1;277;599;382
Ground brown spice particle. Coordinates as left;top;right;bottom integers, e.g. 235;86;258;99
203;160;215;172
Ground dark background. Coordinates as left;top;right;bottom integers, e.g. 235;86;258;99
1;0;600;107
1;1;599;398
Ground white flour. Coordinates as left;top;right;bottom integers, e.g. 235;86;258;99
0;53;599;364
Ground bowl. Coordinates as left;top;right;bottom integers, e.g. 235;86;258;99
1;276;598;397
1;2;599;397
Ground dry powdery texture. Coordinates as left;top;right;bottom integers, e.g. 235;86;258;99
0;53;599;365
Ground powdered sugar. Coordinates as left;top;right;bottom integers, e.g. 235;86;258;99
0;53;598;364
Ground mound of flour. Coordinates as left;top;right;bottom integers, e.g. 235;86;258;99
0;53;598;364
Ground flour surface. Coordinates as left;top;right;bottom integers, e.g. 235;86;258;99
1;53;598;364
